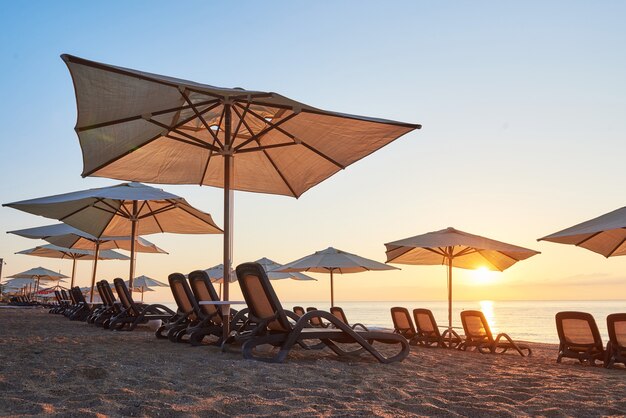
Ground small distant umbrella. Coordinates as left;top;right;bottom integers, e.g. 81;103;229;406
124;275;168;303
277;247;398;307
7;267;69;298
538;206;626;258
203;264;237;299
16;244;129;288
385;227;540;332
254;257;316;281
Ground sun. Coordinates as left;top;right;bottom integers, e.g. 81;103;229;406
471;267;497;285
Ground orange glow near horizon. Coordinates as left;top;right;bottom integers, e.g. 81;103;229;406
469;267;498;286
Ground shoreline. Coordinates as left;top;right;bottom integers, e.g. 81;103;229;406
1;308;625;417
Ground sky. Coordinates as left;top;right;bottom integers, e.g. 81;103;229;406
1;1;626;304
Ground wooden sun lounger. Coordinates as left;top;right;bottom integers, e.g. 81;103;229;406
108;278;175;331
460;310;531;356
606;313;626;368
555;311;605;365
232;262;410;363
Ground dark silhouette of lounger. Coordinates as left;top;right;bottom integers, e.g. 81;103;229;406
606;313;626;368
330;306;368;331
460;310;531;356
108;278;175;331
414;308;462;348
293;306;306;317
555;311;605;365
306;307;330;328
155;273;204;342
233;262;410;363
390;307;418;344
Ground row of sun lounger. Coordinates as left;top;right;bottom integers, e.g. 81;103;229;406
555;311;626;369
390;306;532;356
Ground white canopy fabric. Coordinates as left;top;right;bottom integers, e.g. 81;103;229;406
538;206;626;258
17;244;129;261
385;227;540;271
124;275;168;288
254;257;316;281
203;264;237;284
4;182;221;238
385;227;540;330
277;247;397;306
9;223;168;254
7;267;69;296
62;54;420;197
4;182;221;299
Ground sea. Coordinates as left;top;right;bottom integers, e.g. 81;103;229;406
159;299;626;344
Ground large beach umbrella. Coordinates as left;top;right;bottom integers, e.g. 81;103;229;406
16;244;129;288
538;206;626;257
385;227;540;331
124;275;167;302
60;54;420;313
7;267;69;297
4;182;222;301
255;257;316;281
277;247;398;307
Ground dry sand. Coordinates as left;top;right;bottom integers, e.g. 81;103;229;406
1;307;625;417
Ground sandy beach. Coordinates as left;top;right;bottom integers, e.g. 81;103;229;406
0;308;624;417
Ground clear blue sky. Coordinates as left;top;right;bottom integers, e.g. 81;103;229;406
1;1;626;302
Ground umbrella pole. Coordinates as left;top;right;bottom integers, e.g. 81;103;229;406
330;269;334;308
141;286;144;303
222;103;234;337
70;258;77;288
129;201;138;292
89;241;100;303
448;256;452;330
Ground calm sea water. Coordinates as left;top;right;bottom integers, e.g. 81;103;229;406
159;300;626;344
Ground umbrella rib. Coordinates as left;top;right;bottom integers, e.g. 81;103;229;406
173;204;223;232
76;100;219;132
574;231;604;247
235;142;298;154
146;118;220;152
234;111;298;152
178;89;224;149
138;201;176;218
253;139;298;197
232;102;251;140
143;201;165;233
606;236;626;257
83;102;226;177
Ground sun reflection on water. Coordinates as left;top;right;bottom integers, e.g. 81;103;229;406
479;300;497;332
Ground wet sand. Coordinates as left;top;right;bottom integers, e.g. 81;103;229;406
1;307;625;417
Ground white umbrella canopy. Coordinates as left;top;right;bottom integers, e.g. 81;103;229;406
7;267;69;296
255;257;316;281
385;227;540;330
277;247;398;307
4;182;222;301
122;276;164;302
61;54;420;317
538;206;626;257
203;264;237;284
9;223;168;254
16;244;129;288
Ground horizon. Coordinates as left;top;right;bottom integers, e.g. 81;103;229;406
2;1;626;304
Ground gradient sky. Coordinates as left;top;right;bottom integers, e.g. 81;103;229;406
1;1;626;304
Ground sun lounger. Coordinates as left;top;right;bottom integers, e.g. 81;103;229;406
390;307;418;343
306;307;330;328
186;270;246;345
460;310;531;356
155;273;204;342
108;278;175;331
606;313;626;368
293;306;306;317
232;262;410;363
330;306;369;331
413;308;462;348
554;311;605;365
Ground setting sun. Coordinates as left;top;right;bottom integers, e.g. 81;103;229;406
471;267;497;285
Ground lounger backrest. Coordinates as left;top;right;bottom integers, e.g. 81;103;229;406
168;273;199;321
113;278;139;317
391;307;416;335
101;280;118;306
413;308;440;337
188;270;222;325
555;311;602;347
330;307;348;324
54;290;62;303
61;289;70;302
306;307;324;326
236;262;292;332
293;306;305;317
96;282;108;306
607;313;626;349
461;310;494;343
